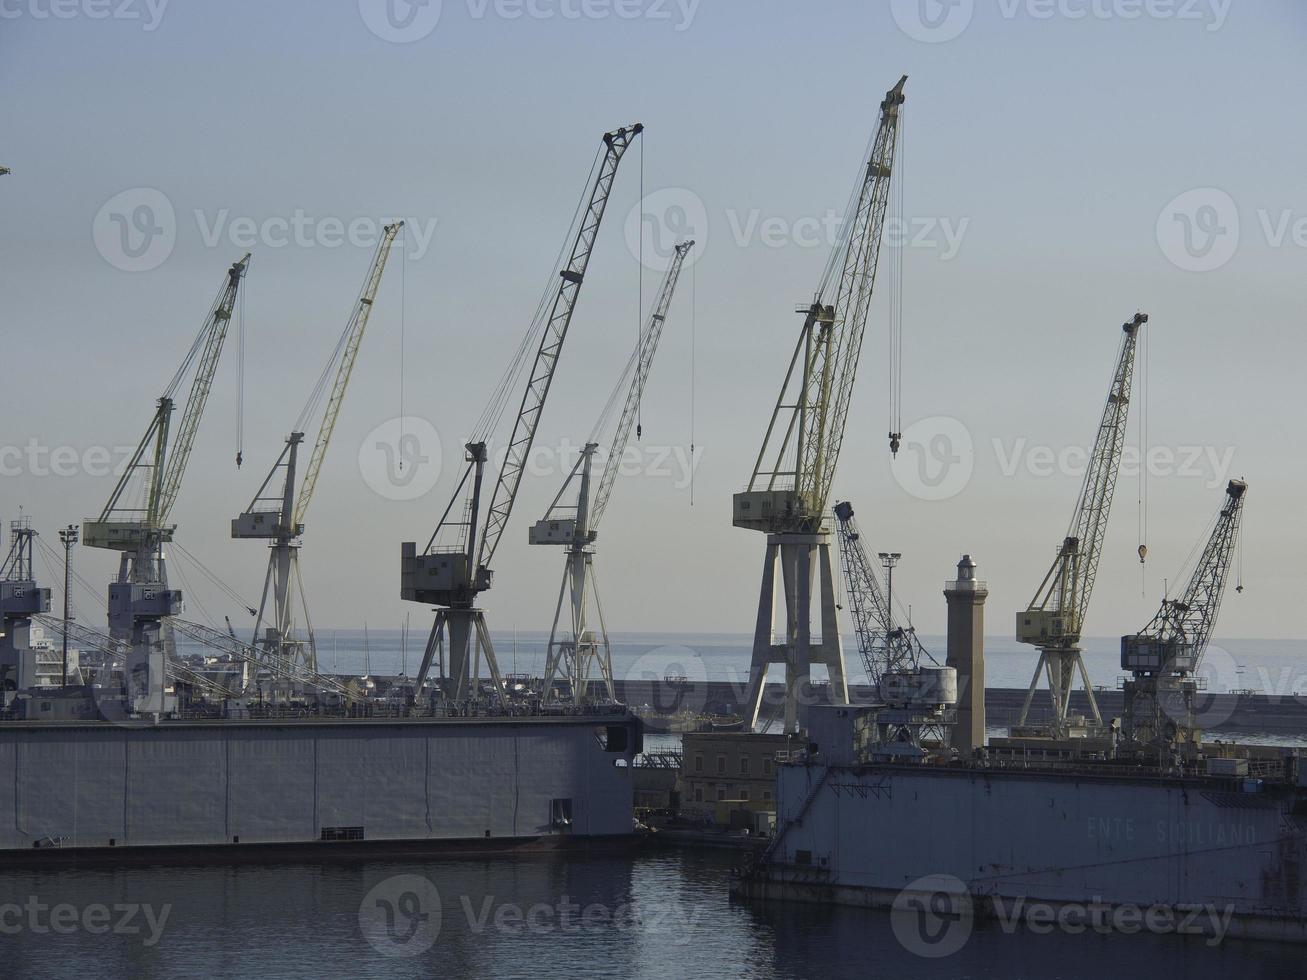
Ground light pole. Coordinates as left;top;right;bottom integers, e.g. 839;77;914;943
59;525;78;686
878;552;901;632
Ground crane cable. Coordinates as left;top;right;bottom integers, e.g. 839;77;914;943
636;134;645;441
689;256;696;507
887;108;906;456
235;269;246;468
1137;320;1149;595
399;222;407;472
471;145;604;444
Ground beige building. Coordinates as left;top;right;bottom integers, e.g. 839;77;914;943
679;732;802;813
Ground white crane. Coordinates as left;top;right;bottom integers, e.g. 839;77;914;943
402;124;642;703
1120;479;1246;752
83;254;250;716
530;239;694;704
232;224;401;680
1015;313;1145;738
734;76;906;732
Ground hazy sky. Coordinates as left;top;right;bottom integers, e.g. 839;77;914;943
2;0;1304;647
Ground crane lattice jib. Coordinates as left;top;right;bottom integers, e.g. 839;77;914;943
477;124;642;571
796;77;905;515
1027;314;1143;637
294;222;402;527
833;500;927;687
1143;480;1246;671
589;239;694;531
155;254;251;524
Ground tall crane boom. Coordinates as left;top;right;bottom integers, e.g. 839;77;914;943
403;124;642;703
833;501;929;687
590;238;693;531
734;76;906;733
1121;480;1247;751
1015;312;1145;738
530;239;694;702
81;254;250;718
478;124;643;573
86;254;251;549
233;224;402;677
737;75;905;531
294;222;402;527
156;256;251;527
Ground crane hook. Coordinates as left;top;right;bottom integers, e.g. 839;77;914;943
235;451;243;469
1137;544;1147;564
888;432;901;457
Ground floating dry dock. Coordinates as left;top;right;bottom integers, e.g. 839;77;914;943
0;711;641;858
735;704;1307;944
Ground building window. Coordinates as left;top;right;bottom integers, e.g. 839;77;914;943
740;790;750;801
694;754;703;773
763;791;772;802
716;788;727;801
763;758;773;776
716;755;726;775
694;787;703;802
739;756;750;776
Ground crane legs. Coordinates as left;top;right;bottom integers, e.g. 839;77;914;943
741;531;849;733
414;608;507;704
1016;647;1103;738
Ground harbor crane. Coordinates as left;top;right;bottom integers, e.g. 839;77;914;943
1015;312;1145;739
0;521;52;693
530;239;694;704
1120;479;1246;752
833;501;929;688
403;124;642;703
833;501;956;754
83;254;250;716
233;223;401;679
735;76;906;733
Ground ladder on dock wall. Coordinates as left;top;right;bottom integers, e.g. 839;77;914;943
756;766;830;870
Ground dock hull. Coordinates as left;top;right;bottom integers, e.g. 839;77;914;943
0;714;639;857
737;762;1307;944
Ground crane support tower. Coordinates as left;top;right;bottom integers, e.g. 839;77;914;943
403;124;642;704
833;501;956;756
1015;312;1145;739
0;521;52;694
1120;479;1247;753
734;76;906;733
234;223;402;683
531;239;694;704
83;254;250;717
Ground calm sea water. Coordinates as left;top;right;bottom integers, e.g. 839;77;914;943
1;849;1303;979
193;628;1307;697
